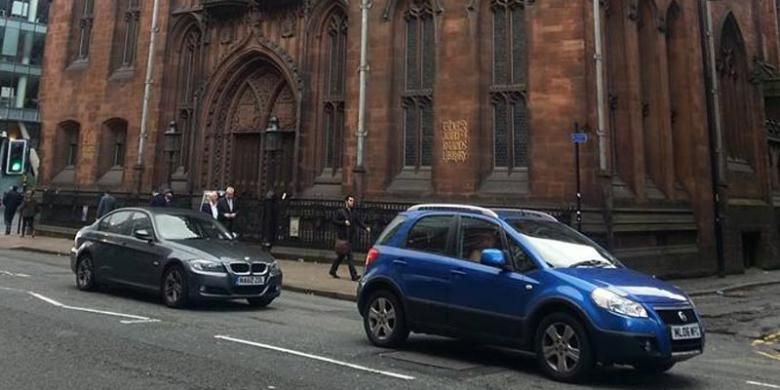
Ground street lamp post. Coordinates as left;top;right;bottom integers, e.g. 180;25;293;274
163;121;180;190
262;116;283;250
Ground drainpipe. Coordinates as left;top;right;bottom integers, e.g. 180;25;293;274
135;0;162;194
698;0;727;277
353;0;370;199
593;0;608;172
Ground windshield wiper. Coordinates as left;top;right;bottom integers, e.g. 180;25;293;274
569;259;611;268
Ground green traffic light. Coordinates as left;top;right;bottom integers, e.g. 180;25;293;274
10;161;21;172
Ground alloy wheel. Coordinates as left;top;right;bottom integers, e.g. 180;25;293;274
164;269;183;305
368;297;397;342
76;257;94;290
541;322;581;374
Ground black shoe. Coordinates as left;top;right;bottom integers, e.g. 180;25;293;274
329;272;339;279
351;274;361;281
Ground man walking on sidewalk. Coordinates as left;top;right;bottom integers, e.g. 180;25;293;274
2;186;22;235
330;195;370;281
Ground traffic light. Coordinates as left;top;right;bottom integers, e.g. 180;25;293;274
5;139;27;175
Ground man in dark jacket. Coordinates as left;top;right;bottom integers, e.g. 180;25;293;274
150;189;173;207
2;186;22;235
329;195;370;281
96;190;116;219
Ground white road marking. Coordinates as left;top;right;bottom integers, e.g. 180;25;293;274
214;335;416;381
748;381;780;389
26;291;159;324
0;270;30;277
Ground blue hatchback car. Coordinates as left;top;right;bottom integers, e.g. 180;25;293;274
356;204;704;382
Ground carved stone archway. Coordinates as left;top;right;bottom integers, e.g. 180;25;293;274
202;57;297;197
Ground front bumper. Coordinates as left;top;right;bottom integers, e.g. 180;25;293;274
187;269;283;301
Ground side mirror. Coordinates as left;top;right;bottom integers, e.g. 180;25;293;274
480;248;506;269
133;229;154;242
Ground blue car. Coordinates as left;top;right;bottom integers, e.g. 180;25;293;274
356;204;704;382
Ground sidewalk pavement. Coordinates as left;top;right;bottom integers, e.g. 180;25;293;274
0;235;778;302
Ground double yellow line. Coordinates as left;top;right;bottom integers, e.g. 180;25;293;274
753;331;780;362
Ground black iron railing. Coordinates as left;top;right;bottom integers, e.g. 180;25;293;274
37;190;572;253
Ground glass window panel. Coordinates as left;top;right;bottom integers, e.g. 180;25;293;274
494;99;508;167
404;104;418;167
405;216;453;255
2;26;19;57
422;16;434;89
511;6;525;85
406;17;419;90
512;99;529;167
421;101;433;167
493;7;507;85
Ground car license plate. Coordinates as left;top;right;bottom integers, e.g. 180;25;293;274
671;323;701;340
236;276;265;286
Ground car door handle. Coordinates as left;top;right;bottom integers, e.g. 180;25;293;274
450;269;466;276
392;259;408;266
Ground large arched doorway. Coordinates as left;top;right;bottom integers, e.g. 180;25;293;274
203;56;297;197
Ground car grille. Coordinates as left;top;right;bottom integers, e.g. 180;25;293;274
655;308;698;325
251;263;268;274
229;263;250;273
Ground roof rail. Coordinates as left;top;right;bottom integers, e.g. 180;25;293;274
492;208;558;222
407;204;499;218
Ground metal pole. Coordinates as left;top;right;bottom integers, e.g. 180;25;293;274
355;0;370;169
575;123;582;232
135;0;162;192
699;0;726;277
592;0;608;171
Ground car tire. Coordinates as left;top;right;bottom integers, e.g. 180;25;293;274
363;290;409;348
162;265;189;309
75;255;97;291
247;297;274;308
535;312;594;383
634;361;675;374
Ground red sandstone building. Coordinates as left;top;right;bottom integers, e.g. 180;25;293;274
38;0;780;275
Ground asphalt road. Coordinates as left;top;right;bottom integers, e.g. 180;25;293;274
0;249;778;390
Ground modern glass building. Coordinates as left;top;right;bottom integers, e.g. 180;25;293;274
0;0;48;191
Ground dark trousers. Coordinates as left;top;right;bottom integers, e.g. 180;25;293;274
21;217;34;237
330;250;358;280
4;212;14;235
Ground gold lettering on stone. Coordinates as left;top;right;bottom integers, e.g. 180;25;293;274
441;120;469;163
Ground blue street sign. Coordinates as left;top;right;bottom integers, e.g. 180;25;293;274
571;132;588;144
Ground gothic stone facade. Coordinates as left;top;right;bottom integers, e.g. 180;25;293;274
39;0;780;276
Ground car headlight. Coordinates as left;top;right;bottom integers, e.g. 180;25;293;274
190;260;227;274
591;288;648;318
268;260;280;273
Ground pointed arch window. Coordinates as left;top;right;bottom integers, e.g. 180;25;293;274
322;12;347;172
491;0;528;169
70;0;94;62
718;15;753;165
175;26;203;172
403;0;435;169
111;0;141;71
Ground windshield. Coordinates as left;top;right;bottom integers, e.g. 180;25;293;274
506;219;618;268
154;213;234;241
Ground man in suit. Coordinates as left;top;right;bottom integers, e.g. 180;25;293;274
201;191;220;220
218;186;238;232
150;189;173;207
329;194;370;281
96;190;116;219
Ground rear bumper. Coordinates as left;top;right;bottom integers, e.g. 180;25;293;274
187;270;283;301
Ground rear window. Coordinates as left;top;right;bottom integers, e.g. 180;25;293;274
376;215;407;245
404;216;453;255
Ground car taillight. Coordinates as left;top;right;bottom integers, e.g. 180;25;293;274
365;248;380;268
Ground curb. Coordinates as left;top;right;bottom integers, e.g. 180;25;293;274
688;279;780;297
6;247;70;257
282;285;357;302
